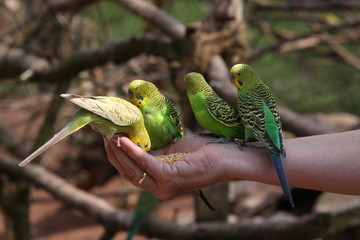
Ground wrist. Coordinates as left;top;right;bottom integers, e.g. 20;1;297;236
222;143;274;183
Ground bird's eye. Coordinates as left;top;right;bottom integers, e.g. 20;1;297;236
238;80;243;86
135;87;140;91
237;72;242;76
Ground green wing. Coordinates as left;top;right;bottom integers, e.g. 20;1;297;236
204;92;243;131
238;90;284;156
165;98;184;136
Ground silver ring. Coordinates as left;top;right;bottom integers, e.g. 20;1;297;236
138;172;147;184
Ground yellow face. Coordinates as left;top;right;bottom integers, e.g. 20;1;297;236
137;139;151;151
229;64;254;91
128;80;147;107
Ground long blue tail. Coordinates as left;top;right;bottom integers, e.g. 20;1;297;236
269;153;295;207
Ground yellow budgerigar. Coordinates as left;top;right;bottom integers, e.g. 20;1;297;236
19;94;151;167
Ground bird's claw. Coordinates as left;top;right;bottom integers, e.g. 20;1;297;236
207;138;232;144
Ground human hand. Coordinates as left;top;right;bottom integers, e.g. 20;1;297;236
103;135;239;200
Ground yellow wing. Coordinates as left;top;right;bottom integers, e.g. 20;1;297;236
61;94;142;126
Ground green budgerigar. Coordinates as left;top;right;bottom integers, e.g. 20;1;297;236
128;79;183;150
128;79;214;209
19;94;151;167
127;79;215;239
230;64;294;207
184;72;245;142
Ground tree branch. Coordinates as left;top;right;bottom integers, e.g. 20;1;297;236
0;48;50;79
252;0;360;11
321;34;360;70
115;0;186;40
277;106;333;136
48;0;101;13
248;17;360;61
0;34;177;82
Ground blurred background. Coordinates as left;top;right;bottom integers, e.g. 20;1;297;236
0;0;359;239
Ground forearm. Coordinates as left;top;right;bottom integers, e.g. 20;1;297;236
226;130;360;195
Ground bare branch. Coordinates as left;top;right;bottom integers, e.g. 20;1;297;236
248;17;360;61
0;34;177;82
48;0;101;13
0;48;50;79
115;0;186;40
321;34;360;70
277;106;333;137
252;0;360;11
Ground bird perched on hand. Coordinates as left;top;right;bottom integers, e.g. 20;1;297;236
128;79;214;209
19;94;151;167
184;72;245;142
126;79;215;239
128;79;183;150
230;63;294;207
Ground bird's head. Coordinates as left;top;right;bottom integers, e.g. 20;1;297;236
184;72;209;94
128;79;157;107
230;64;259;91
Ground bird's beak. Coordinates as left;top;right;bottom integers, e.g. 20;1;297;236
229;73;235;83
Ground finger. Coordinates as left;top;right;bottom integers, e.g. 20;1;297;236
107;136;157;189
119;136;170;177
104;136;127;175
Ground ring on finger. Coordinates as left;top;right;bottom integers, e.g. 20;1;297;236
138;172;147;184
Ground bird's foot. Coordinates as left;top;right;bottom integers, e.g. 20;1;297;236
171;137;180;144
207;138;232;144
233;137;249;151
194;132;219;138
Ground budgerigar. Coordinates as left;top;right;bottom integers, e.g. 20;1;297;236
126;79;215;239
128;79;183;150
230;64;294;207
19;94;151;167
184;72;245;142
128;79;214;209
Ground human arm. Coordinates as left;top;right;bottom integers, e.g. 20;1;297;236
103;130;360;200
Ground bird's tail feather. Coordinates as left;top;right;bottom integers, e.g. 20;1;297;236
196;189;216;211
269;153;295;207
19;111;92;167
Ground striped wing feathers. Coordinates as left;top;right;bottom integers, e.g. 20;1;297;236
165;98;184;136
237;90;283;155
205;92;242;129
